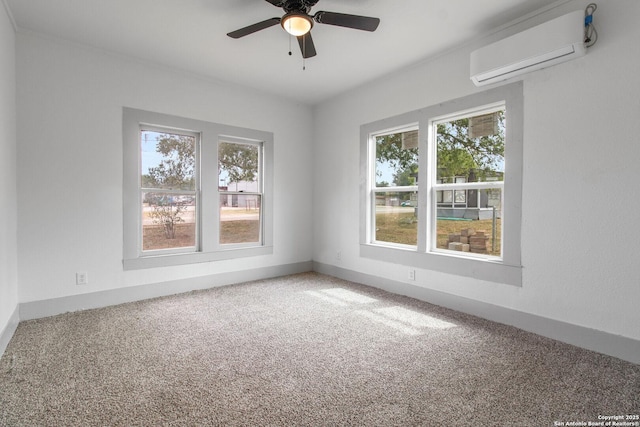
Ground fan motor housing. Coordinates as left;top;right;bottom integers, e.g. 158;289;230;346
283;1;311;13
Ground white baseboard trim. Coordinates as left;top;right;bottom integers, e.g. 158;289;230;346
20;261;313;321
313;262;640;365
0;304;19;357
11;260;639;365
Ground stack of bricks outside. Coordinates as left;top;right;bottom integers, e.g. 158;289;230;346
447;228;489;254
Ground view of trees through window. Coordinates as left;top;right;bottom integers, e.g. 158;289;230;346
374;129;419;246
141;130;197;251
218;141;262;245
435;109;504;257
372;108;505;257
140;133;263;251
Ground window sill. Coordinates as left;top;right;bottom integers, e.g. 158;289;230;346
360;243;521;286
123;245;273;270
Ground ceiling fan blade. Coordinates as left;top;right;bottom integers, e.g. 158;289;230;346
264;0;285;7
297;33;317;58
227;17;281;39
314;11;380;32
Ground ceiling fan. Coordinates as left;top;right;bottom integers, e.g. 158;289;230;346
227;0;381;59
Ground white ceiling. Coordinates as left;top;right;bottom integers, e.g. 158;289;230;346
6;0;562;105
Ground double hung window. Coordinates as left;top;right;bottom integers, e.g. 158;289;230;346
361;83;523;285
218;139;263;246
371;126;419;247
431;105;505;258
140;127;198;254
123;108;273;269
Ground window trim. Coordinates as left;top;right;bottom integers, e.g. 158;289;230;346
217;137;264;249
123;108;273;270
428;102;506;261
369;124;420;248
360;82;523;286
138;125;201;257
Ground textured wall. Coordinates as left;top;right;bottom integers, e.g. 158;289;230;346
312;0;640;340
0;2;18;338
15;32;314;303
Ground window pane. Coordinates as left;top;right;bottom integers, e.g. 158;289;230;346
375;130;418;188
142;191;196;251
220;195;261;244
218;142;259;192
437;189;466;208
436;188;502;257
434;109;504;258
436;110;504;184
141;131;195;191
374;191;417;246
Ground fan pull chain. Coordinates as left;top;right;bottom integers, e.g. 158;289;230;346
286;34;306;70
302;36;306;70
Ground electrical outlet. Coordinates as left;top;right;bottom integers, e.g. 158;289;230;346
76;271;88;285
408;269;416;281
336;250;342;262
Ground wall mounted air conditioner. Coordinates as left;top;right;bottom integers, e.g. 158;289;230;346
470;10;586;86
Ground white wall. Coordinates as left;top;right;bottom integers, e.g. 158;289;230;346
0;1;18;347
16;31;314;304
8;1;640;360
313;0;640;341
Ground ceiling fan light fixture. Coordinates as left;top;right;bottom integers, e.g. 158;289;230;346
281;12;313;36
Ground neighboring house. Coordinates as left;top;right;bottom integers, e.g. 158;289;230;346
219;181;260;209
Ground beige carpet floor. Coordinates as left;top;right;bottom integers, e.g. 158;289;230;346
1;272;638;426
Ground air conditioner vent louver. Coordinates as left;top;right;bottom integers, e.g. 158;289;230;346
470;10;586;86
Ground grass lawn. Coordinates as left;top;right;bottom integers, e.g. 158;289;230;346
375;212;502;256
143;220;260;250
143;223;195;251
220;220;260;244
143;214;500;256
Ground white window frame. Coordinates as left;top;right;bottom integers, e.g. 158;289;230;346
218;136;264;249
123;108;273;270
369;123;419;250
138;124;201;257
360;83;523;286
428;102;505;260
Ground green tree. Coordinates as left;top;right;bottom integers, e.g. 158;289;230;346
436;147;476;180
436;112;504;180
218;143;259;185
142;133;195;239
143;134;195;190
375;133;418;177
375;112;504;183
393;163;418;186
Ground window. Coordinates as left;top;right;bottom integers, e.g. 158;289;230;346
360;83;523;286
372;126;419;247
123;108;273;269
141;128;198;253
431;105;505;258
218;139;263;246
